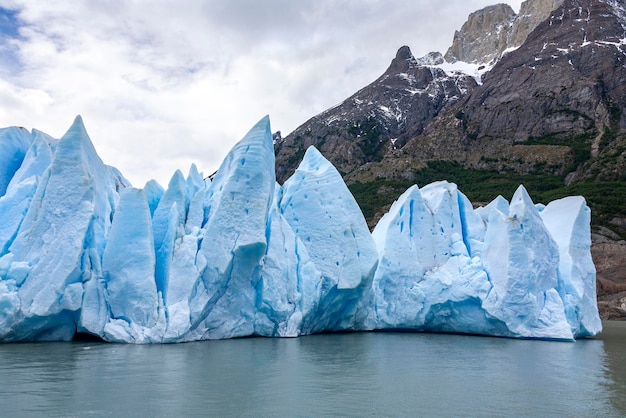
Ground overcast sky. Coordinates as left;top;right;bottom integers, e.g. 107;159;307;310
0;0;523;186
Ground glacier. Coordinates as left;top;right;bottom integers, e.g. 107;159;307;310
0;116;601;342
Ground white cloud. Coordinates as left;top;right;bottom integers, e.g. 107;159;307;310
0;0;522;186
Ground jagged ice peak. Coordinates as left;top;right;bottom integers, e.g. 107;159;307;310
0;116;601;342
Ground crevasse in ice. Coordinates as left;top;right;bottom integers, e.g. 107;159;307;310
0;116;601;342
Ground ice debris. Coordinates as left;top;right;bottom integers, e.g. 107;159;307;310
0;116;601;342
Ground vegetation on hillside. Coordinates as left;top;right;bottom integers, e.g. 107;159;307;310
348;160;626;238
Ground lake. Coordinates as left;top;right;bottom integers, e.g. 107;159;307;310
1;321;625;417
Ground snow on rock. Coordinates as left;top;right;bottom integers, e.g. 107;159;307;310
0;116;601;342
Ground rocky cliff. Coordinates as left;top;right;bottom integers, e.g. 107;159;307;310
444;3;517;64
444;0;564;64
381;0;626;181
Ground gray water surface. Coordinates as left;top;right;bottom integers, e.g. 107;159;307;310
2;322;625;417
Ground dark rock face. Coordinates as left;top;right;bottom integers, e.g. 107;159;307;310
277;0;613;185
274;46;477;183
460;0;626;144
593;231;626;320
378;0;626;182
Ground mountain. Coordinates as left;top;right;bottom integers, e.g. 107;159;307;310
444;0;565;64
274;46;477;183
367;0;626;181
274;0;626;319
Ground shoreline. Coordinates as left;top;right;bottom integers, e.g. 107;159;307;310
597;320;626;341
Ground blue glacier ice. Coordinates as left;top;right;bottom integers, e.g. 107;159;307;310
280;146;378;333
0;127;32;198
0;116;601;342
365;182;498;335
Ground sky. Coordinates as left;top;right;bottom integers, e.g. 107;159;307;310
0;0;523;187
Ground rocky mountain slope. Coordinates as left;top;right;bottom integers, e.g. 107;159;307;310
444;0;564;63
274;46;477;182
363;0;626;180
274;0;626;319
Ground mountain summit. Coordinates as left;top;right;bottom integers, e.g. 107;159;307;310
444;0;565;64
274;45;476;183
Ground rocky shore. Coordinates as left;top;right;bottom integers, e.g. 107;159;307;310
593;229;626;320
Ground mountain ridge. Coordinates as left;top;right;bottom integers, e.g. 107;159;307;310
274;0;626;319
273;45;478;183
444;0;566;64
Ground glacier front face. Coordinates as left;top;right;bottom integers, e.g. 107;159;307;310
0;116;601;342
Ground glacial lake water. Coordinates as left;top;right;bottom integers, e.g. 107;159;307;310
1;321;625;417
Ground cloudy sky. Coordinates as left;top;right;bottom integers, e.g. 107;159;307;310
0;0;522;186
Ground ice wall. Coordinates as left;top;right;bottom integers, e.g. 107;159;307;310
0;116;602;342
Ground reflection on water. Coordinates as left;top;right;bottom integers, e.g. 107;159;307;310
598;321;626;415
1;323;624;417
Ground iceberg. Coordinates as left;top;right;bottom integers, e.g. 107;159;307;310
0;116;601;342
365;182;498;335
280;146;378;333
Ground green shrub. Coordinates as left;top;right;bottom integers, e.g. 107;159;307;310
349;161;626;237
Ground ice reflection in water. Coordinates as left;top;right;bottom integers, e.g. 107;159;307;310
0;326;624;417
